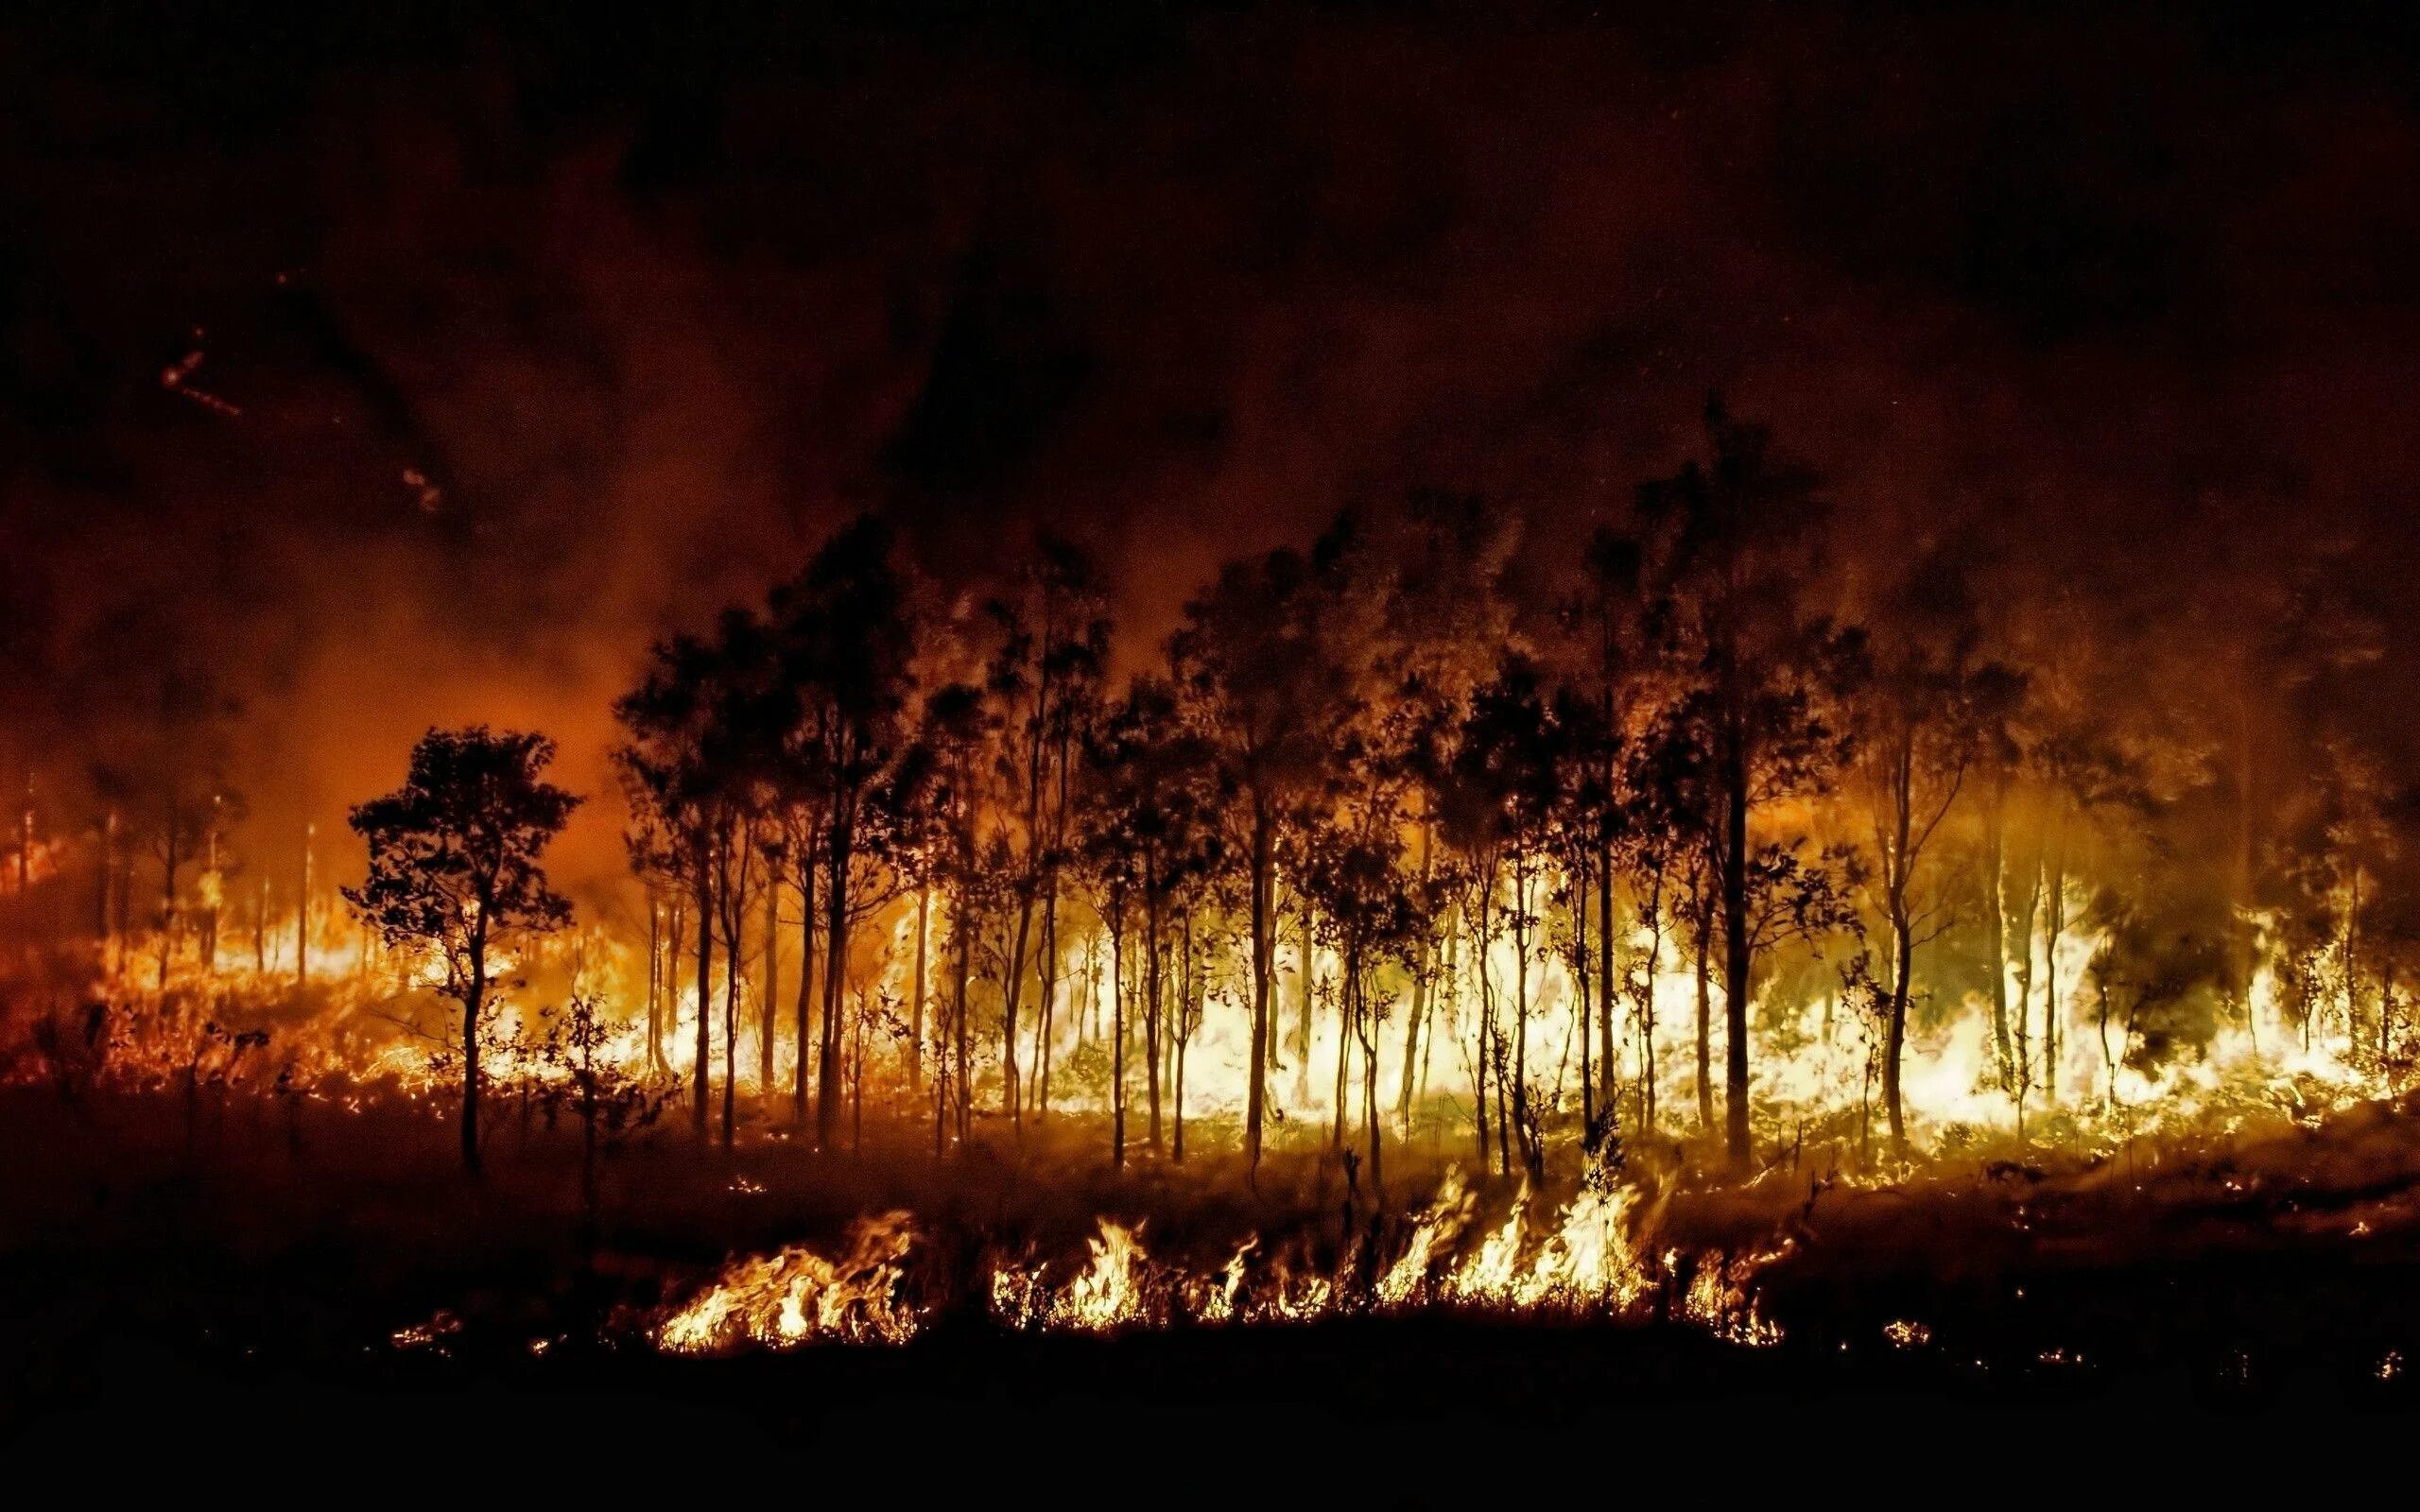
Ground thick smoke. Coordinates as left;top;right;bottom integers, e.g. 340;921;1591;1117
4;2;2417;899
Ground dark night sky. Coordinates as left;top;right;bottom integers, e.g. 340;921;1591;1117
7;1;2420;875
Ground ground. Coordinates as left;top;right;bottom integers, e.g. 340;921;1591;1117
8;1086;2420;1469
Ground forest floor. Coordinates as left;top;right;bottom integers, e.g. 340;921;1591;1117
8;1085;2420;1469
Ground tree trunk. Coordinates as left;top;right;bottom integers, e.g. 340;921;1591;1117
1512;855;1535;1178
1722;726;1753;1168
1984;790;2012;1090
1575;850;1594;1138
1881;734;1916;1160
910;884;928;1095
1363;978;1383;1198
1398;818;1435;1135
1034;892;1058;1120
461;927;487;1176
818;802;851;1153
645;894;663;1075
1174;907;1193;1162
1598;834;1617;1138
1145;882;1164;1154
158;799;179;991
296;823;312;989
1244;796;1273;1177
1332;971;1350;1152
2044;828;2066;1106
1695;888;1715;1134
760;874;780;1093
1001;891;1031;1130
1110;905;1126;1169
2346;867;2364;1056
1294;902;1315;1103
793;856;817;1125
951;893;973;1149
722;847;744;1151
1472;894;1492;1171
693;854;712;1139
1883;908;1911;1159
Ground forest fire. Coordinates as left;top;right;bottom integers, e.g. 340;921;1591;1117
13;0;2420;1460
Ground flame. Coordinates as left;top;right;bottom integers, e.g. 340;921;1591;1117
655;1211;923;1351
658;1167;1688;1353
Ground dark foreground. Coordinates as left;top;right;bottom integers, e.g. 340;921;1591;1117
17;1310;2417;1485
9;1088;2420;1473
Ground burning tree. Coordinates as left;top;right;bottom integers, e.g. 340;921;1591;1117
345;727;579;1175
1638;396;1858;1167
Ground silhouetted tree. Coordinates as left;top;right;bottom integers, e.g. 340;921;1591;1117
1639;397;1857;1166
345;727;579;1175
768;516;919;1154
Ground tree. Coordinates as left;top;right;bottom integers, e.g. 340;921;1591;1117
1638;397;1856;1166
1081;676;1219;1163
1172;541;1365;1178
905;679;996;1153
768;516;919;1154
616;618;769;1142
1440;651;1567;1179
1850;549;2023;1156
345;727;579;1175
982;536;1111;1131
1296;713;1432;1198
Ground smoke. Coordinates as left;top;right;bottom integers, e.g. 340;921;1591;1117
5;3;2420;897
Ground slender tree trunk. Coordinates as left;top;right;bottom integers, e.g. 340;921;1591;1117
952;891;973;1147
645;895;662;1075
693;853;712;1140
760;874;780;1093
1244;797;1273;1177
722;843;747;1151
1332;970;1350;1152
793;856;817;1125
818;803;851;1153
1363;975;1382;1198
2233;696;2258;1046
158;799;179;991
1110;904;1126;1169
1473;894;1492;1171
1576;850;1594;1138
1722;719;1754;1168
461;929;487;1176
296;822;312;989
2381;955;2394;1063
1512;855;1535;1177
1294;902;1315;1104
1398;819;1435;1135
1598;834;1617;1134
1695;888;1715;1133
1002;892;1031;1129
1984;790;2012;1089
1035;881;1060;1121
910;884;928;1095
2347;867;2364;1056
1882;738;1916;1160
1174;907;1193;1162
1883;907;1912;1158
2044;828;2066;1106
1145;882;1164;1154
